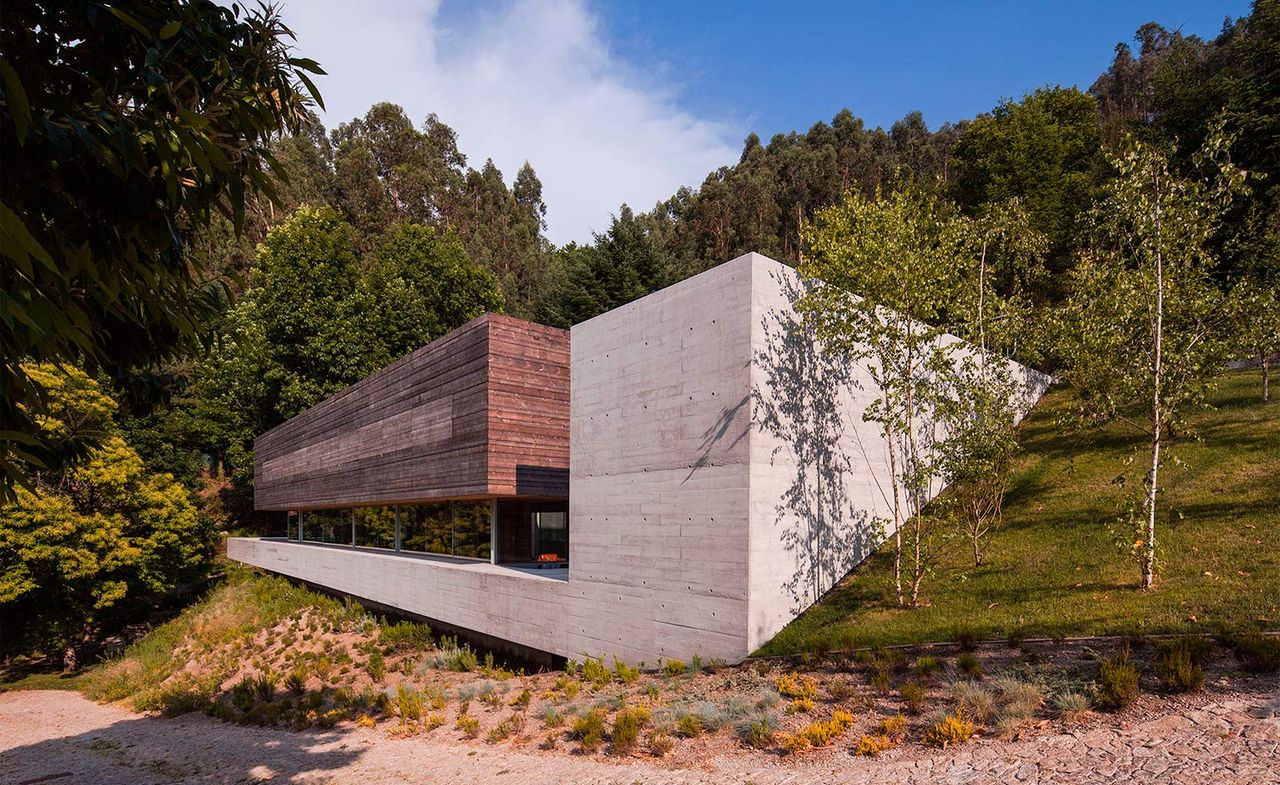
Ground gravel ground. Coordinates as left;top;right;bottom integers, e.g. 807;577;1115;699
1;687;1278;785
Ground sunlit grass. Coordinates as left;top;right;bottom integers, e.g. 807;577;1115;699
758;369;1280;655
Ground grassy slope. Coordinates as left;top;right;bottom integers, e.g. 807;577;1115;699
758;369;1279;655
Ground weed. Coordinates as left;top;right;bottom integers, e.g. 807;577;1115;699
954;626;979;651
1226;633;1280;673
510;688;532;708
542;704;564;728
1154;639;1205;692
355;713;376;728
922;709;974;747
915;655;942;677
571;708;606;751
395;685;424;722
948;680;995;723
779;708;856;753
580;656;611;688
876;713;908;738
853;734;895;756
1095;650;1140;710
1052;689;1092;720
455;715;480;738
899;680;926;713
540;732;559;750
825;679;855;702
609;706;649;754
379;621;432;650
663;659;688;677
736;713;776;749
648;730;675;756
675;712;702;737
613;658;640;685
775;671;818;700
486;718;515;743
957;653;984;678
366;650;385;682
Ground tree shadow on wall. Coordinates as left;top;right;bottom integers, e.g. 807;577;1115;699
752;270;881;613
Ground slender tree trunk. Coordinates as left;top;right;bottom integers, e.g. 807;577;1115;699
886;419;904;608
1144;180;1165;592
1262;352;1271;403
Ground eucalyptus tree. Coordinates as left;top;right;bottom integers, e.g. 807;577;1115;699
799;185;960;607
1054;126;1247;589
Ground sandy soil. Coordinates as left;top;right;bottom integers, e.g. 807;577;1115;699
1;686;1278;785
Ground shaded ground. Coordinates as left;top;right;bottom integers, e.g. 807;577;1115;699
761;369;1280;654
2;686;1277;785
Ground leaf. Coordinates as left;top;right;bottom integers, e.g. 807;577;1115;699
159;21;181;39
0;203;56;273
0;59;31;143
294;69;324;111
105;6;150;37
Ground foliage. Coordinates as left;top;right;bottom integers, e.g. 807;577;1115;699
1053;125;1247;588
0;0;322;497
609;705;650;754
737;713;776;749
378;621;433;650
774;671;818;700
800;184;961;607
922;709;975;747
899;681;926;713
1095;649;1141;710
756;370;1280;654
1225;633;1280;673
570;708;606;751
1052;689;1092;719
1154;638;1205;692
853;733;895;756
0;365;214;658
780;708;856;753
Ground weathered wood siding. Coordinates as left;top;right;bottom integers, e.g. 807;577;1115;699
254;314;569;510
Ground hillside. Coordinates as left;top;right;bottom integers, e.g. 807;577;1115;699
758;369;1280;655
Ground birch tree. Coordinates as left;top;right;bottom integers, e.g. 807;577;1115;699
1054;126;1246;589
799;186;958;607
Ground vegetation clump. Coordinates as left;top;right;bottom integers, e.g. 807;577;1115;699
922;709;975;748
1154;638;1206;692
1095;650;1141;710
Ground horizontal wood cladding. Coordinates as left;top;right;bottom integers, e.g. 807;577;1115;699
255;314;569;510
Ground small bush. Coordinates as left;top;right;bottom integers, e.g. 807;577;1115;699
690;654;703;673
580;656;611;688
1155;639;1204;693
609;707;649;754
648;730;675;756
1095;651;1140;711
853;734;894;756
379;620;432;650
914;655;942;677
486;718;515;743
780;708;856;752
876;714;908;738
899;681;926;714
789;697;815;714
395;685;424;722
455;715;480;738
736;713;776;749
663;659;688;677
510;688;532;708
775;671;818;700
675;712;702;737
571;708;607;751
541;704;564;727
285;670;306;695
366;650;385;682
825;678;855;702
1226;633;1280;673
355;713;376;728
957;653;984;678
613;658;640;684
869;657;896;692
423;712;446;731
1052;690;1091;721
949;680;995;723
922;709;974;748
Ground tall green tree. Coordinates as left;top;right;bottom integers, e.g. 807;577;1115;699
0;0;323;498
1054;127;1247;590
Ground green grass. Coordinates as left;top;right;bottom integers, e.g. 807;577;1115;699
758;369;1280;655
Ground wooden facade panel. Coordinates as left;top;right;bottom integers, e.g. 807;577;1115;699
255;314;570;510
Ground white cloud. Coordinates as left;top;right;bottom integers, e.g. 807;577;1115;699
275;0;739;244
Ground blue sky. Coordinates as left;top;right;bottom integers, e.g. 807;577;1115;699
278;0;1249;244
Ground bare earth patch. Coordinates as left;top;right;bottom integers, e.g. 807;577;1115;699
2;685;1277;785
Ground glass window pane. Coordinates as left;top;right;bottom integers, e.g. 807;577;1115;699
534;509;568;562
401;503;452;555
287;511;299;541
302;509;349;544
453;501;491;560
354;506;396;549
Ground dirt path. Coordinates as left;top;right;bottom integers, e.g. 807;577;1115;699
1;688;1278;785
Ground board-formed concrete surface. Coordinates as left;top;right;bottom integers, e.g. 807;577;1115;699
232;252;1050;664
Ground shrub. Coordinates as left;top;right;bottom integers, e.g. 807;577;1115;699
541;704;564;727
922;709;974;748
869;656;896;692
789;697;816;714
395;685;424;722
648;730;675;756
957;653;984;678
423;712;446;731
609;707;649;754
366;650;385;682
949;680;995;723
914;655;942;677
379;620;432;650
424;686;447;711
775;671;818;700
675;712;702;737
876;714;908;738
613;658;640;684
1052;689;1092;720
736;713;776;749
510;688;532;708
455;715;480;738
1226;633;1280;673
825;679;855;702
899;681;926;714
580;656;611;688
1095;651;1140;710
145;674;217;717
1155;639;1204;693
663;659;688;677
853;734;894;756
486;718;515;743
571;708;607;751
690;654;703;673
355;713;376;728
780;708;855;752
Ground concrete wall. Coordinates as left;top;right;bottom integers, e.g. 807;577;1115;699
233;251;1050;665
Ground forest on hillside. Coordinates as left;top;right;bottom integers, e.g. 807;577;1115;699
2;1;1277;660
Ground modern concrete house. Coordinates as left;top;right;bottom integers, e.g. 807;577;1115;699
228;252;1049;665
